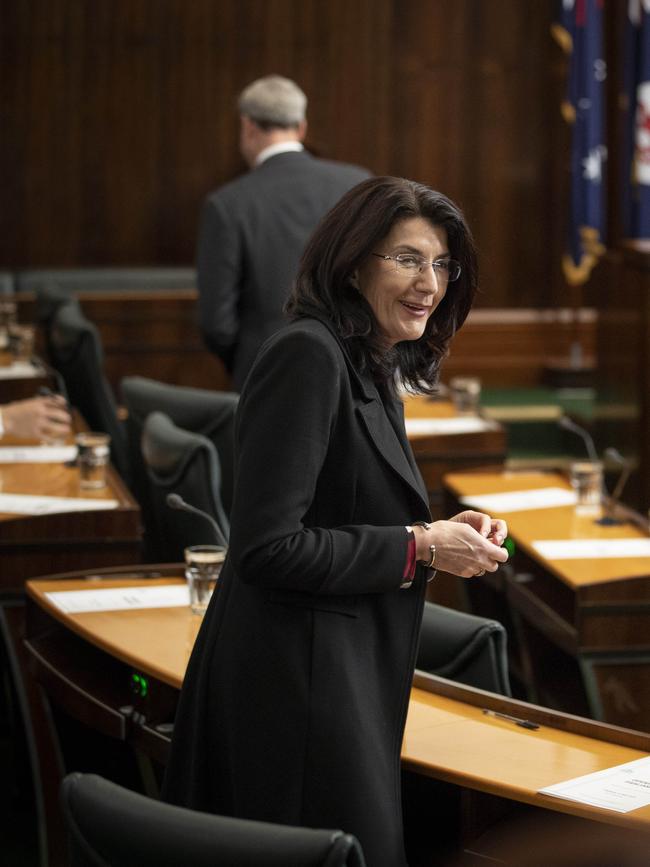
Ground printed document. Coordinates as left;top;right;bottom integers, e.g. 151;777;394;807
405;417;497;436
45;584;190;613
0;446;77;463
533;538;650;560
540;756;650;813
460;487;577;513
0;493;119;515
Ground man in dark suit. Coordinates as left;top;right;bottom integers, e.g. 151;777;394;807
197;75;370;390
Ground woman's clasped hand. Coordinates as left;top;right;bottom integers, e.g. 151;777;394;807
412;509;508;577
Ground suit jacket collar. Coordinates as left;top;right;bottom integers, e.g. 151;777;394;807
255;150;311;171
301;316;430;513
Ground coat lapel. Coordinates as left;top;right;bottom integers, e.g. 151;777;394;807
383;393;429;504
356;397;429;512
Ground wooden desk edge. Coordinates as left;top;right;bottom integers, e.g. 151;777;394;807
26;568;184;686
24;572;650;833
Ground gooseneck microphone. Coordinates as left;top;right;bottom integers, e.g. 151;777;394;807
604;446;633;507
557;415;600;463
166;492;228;548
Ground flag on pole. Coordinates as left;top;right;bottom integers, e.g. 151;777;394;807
621;0;650;237
552;0;607;285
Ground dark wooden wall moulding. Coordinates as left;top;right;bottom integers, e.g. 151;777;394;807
1;0;569;309
16;291;598;395
596;243;650;511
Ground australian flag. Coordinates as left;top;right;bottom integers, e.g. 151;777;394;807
621;0;650;237
552;0;607;285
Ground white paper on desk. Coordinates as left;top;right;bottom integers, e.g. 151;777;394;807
45;584;190;614
533;538;650;560
0;493;119;515
405;416;496;436
540;755;650;813
460;487;577;513
0;361;40;379
0;446;77;463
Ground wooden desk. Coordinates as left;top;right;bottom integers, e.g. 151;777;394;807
23;570;650;865
0;351;56;401
0;444;142;867
0;450;141;594
443;470;650;730
402;396;506;519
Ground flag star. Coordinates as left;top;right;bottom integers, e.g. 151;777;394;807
582;147;604;182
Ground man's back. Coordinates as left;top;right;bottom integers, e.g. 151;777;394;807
198;150;370;389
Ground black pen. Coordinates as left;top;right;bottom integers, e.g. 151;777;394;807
482;708;540;730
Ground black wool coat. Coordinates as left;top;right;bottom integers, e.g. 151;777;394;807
162;317;433;867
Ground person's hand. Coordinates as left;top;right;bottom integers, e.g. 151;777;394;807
1;396;72;441
412;512;508;578
449;509;508;547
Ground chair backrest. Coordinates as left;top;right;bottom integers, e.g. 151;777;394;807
416;601;512;696
34;283;79;328
46;302;129;480
141;411;230;561
61;773;367;867
120;376;238;517
0;271;15;296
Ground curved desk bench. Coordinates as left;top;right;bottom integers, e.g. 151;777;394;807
443;470;650;731
24;567;650;866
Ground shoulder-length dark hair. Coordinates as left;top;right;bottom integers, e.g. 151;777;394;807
285;176;478;393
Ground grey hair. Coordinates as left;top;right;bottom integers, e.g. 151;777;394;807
237;75;307;128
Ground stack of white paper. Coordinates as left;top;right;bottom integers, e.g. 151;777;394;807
540;756;650;813
45;584;189;613
460;487;577;513
405;416;497;436
0;361;40;379
0;493;119;515
0;446;77;463
533;538;650;560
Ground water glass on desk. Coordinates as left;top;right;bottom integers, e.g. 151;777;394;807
0;298;17;348
569;460;603;515
75;432;111;489
184;545;226;614
449;376;481;415
8;324;35;362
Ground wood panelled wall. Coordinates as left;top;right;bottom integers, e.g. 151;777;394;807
1;0;566;307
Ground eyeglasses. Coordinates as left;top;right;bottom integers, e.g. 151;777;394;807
372;253;461;283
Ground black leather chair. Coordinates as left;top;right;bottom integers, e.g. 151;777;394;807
45;301;129;480
121;376;238;521
0;271;15;296
141;411;230;561
33;282;79;330
415;601;511;696
404;603;512;865
61;773;367;867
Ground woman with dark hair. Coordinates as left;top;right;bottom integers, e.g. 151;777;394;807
163;176;508;867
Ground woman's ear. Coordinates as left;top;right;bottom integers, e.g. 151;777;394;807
349;270;360;291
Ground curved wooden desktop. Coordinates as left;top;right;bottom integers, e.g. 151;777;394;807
0;438;141;867
0;437;141;593
443;470;650;731
23;568;650;866
0;350;57;401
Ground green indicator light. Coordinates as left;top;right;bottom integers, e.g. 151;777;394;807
503;537;516;557
131;673;148;697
